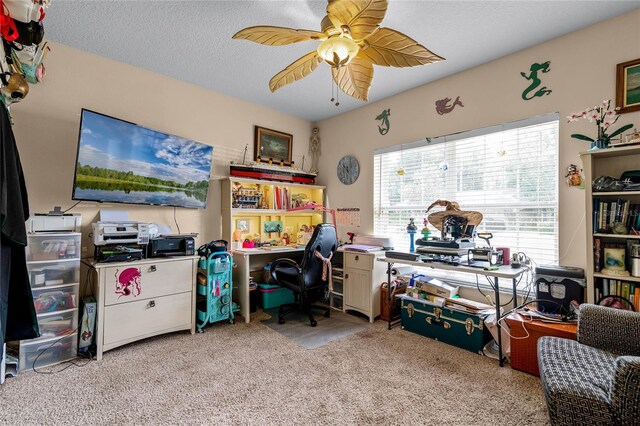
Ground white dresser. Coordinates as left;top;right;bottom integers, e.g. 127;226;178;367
89;256;198;360
342;250;387;323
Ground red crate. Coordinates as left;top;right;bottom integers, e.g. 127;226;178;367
506;313;577;376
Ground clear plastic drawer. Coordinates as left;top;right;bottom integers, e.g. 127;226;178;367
26;233;81;261
27;261;79;288
330;293;343;311
18;333;77;371
36;309;78;340
332;277;344;295
32;284;78;314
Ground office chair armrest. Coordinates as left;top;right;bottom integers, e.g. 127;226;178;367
270;258;302;283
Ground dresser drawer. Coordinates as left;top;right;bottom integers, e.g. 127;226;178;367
344;252;374;270
103;292;192;347
103;259;193;306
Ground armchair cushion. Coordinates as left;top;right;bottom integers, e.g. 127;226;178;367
578;304;640;356
610;356;640;425
538;336;616;425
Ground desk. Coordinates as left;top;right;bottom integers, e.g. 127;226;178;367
232;247;305;323
378;257;526;366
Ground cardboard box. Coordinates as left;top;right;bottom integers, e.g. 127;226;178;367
414;277;459;298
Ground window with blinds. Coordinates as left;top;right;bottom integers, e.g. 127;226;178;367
374;114;559;274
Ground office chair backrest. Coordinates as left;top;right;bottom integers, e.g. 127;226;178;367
300;224;338;288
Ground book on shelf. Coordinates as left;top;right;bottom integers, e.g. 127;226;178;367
593;200;640;233
290;193;310;208
594;238;601;272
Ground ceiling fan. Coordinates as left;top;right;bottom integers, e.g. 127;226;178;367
232;0;444;103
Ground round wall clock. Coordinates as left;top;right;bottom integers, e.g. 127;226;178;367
337;155;360;185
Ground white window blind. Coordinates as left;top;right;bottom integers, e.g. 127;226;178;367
374;114;559;269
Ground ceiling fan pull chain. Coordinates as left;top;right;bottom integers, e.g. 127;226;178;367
330;75;335;103
335;87;340;107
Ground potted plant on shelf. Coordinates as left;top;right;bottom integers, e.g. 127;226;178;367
567;100;634;150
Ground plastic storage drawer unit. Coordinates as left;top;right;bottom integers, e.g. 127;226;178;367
26;233;81;261
17;333;78;371
32;285;78;314
36;309;78;340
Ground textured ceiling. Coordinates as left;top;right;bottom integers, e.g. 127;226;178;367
45;1;640;122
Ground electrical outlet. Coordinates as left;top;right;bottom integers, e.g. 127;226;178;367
82;246;87;253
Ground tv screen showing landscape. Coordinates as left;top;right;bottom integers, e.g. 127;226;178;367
73;109;213;208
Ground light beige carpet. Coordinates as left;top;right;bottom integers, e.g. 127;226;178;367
0;311;550;425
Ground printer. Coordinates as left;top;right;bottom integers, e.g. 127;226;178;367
92;222;150;246
147;236;195;257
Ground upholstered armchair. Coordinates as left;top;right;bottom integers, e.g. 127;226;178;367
537;304;640;426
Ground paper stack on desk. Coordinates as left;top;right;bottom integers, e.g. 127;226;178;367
445;297;494;314
342;244;382;252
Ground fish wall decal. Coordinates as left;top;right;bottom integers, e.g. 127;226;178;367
435;96;464;115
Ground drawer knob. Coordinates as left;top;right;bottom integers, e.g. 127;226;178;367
149;265;157;272
148;300;156;308
345;273;349;279
355;255;359;261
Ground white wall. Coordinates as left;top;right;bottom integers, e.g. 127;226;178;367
317;9;640;271
11;42;312;253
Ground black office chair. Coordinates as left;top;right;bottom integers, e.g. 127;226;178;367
270;224;338;327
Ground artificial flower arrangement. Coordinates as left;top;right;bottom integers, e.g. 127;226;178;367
567;100;634;149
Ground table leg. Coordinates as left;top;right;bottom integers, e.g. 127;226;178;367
387;262;393;330
494;276;504;367
512;278;518;310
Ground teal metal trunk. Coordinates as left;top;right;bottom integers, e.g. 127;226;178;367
399;295;491;354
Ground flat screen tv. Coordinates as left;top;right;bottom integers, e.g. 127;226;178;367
72;109;213;208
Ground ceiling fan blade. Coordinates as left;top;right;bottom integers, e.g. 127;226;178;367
326;0;387;42
360;27;444;67
269;51;322;93
233;26;326;46
331;54;373;102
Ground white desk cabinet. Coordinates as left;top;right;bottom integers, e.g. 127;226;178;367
90;256;198;360
342;251;386;323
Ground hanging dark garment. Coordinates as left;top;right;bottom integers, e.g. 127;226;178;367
0;103;39;348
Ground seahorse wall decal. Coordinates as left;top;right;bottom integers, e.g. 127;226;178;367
435;96;464;115
521;61;552;100
376;108;391;135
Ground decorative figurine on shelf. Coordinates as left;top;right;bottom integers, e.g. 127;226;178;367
565;164;584;187
421;218;431;239
406;218;418;253
309;126;321;174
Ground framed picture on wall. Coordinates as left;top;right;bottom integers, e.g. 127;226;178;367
254;126;292;165
616;58;640;114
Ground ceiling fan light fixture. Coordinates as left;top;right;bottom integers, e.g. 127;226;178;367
317;35;359;68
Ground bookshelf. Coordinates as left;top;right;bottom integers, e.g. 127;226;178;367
580;145;640;307
221;177;326;247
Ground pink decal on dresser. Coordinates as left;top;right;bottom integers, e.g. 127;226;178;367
114;267;142;298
